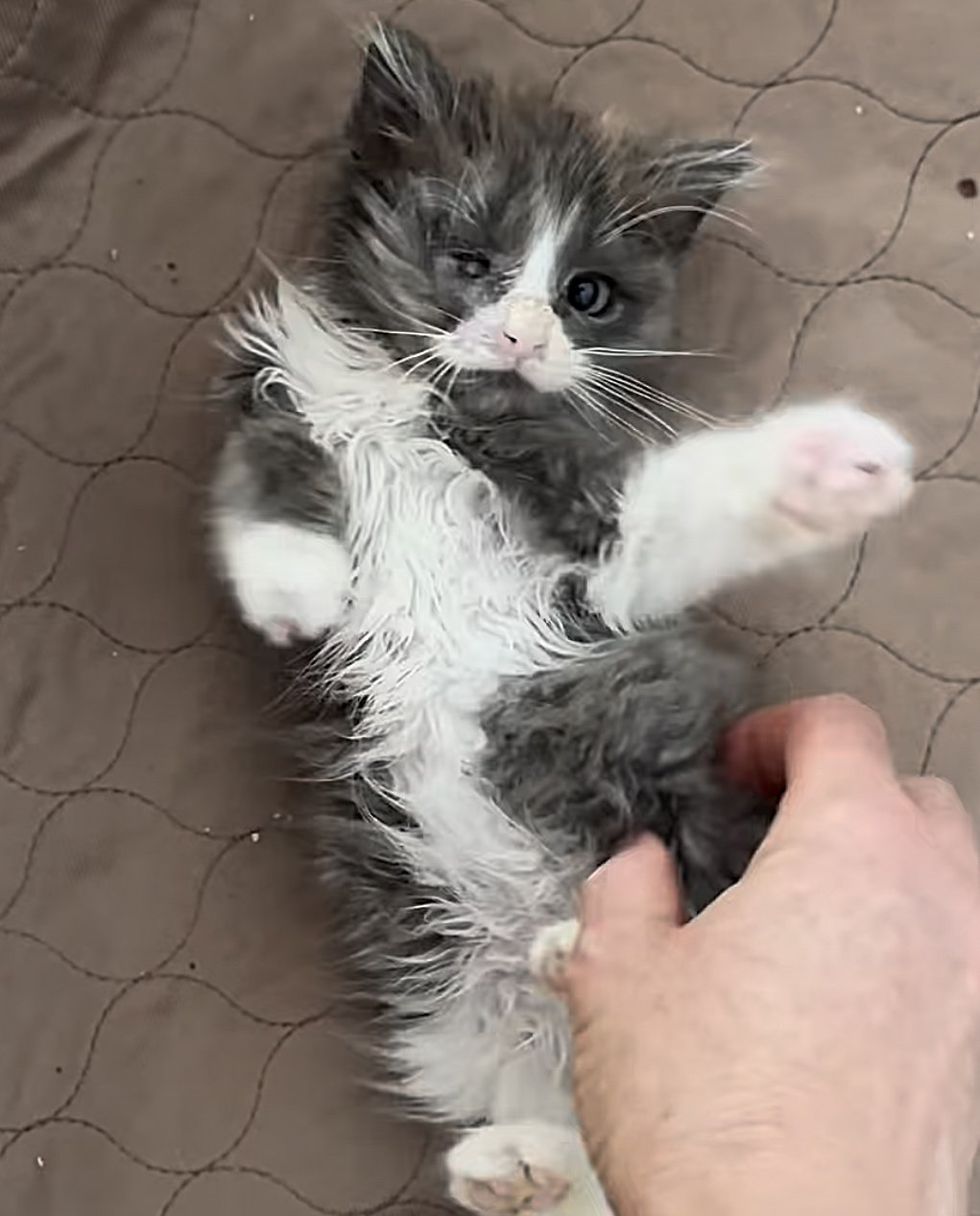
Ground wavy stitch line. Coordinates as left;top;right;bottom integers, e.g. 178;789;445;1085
760;623;975;684
920;679;977;773
731;0;841;130
0;0;43;75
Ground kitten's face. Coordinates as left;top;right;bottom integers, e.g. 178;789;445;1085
333;27;753;406
425;192;676;394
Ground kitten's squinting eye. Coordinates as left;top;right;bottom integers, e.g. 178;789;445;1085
451;250;491;280
565;273;615;318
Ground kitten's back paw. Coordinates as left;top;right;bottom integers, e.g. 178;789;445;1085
769;400;913;538
530;920;580;991
215;517;352;646
447;1123;578;1216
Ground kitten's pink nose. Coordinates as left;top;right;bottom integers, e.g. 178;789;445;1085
500;297;555;359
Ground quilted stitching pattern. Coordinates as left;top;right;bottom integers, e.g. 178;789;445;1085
1;1;978;1211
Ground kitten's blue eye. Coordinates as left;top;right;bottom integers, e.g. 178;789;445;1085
452;250;491;279
566;274;614;317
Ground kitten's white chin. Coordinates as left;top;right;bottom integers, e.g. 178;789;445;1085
518;360;576;393
435;344;577;393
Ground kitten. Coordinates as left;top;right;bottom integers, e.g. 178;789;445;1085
210;26;913;1216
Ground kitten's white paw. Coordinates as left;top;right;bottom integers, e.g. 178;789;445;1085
530;920;580;991
216;516;352;646
447;1123;578;1216
766;401;913;539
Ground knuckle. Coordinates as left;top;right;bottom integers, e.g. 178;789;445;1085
809;692;877;725
813;692;863;713
904;775;965;817
920;775;959;804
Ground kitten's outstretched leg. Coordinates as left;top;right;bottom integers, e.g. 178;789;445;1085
590;399;913;626
211;412;351;646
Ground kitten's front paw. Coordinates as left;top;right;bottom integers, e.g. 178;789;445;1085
767;401;913;539
447;1123;577;1216
216;517;352;646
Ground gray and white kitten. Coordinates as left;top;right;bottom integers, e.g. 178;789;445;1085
210;26;913;1216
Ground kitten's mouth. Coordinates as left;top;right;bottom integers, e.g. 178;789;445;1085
437;304;579;393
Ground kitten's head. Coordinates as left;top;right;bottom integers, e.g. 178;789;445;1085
331;25;754;404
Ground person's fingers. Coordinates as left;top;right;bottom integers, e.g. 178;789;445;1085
578;835;683;952
901;776;980;875
559;836;682;1015
725;695;897;809
901;775;961;817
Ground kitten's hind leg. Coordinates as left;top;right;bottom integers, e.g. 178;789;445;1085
211;412;352;646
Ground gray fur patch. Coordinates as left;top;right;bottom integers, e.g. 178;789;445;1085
436;390;629;559
482;630;774;911
213;403;346;536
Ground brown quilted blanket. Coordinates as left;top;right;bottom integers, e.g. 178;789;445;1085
3;1;979;1212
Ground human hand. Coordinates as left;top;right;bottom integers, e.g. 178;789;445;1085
557;696;980;1216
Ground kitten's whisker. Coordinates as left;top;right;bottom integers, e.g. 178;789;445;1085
381;345;442;375
424;356;471;408
401;351;448;380
585;368;698;420
600;204;753;243
578;376;678;438
384;300;451;337
587;367;723;429
433;304;463;325
570;383;650;444
352;327;450;339
663;138;754;166
600;192;658;234
563;388;614;445
352;328;449;342
443;363;463;403
588;366;710;420
428;359;457;392
579;347;716;359
589;364;718;419
599;389;678;437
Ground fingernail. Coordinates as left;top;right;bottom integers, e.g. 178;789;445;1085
586;856;614;886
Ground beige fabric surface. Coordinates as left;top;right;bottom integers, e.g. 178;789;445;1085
2;1;979;1212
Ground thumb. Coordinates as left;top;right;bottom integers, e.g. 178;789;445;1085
579;834;683;951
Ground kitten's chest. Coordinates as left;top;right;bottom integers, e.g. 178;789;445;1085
336;429;563;703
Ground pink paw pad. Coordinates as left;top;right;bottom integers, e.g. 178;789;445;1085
455;1166;571;1216
774;407;913;536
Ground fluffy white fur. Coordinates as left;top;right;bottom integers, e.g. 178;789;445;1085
212;515;351;645
214;276;913;1216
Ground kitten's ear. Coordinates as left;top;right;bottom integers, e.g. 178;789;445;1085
349;25;455;153
644;139;758;253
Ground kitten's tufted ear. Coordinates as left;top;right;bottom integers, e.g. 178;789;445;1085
348;25;456;154
641;139;758;254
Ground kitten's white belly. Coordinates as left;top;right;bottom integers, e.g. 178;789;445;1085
329;433;583;1123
